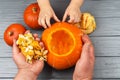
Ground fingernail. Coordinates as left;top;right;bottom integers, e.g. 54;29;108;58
86;43;91;49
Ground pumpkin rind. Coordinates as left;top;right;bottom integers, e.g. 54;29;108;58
4;23;26;46
42;22;83;70
24;3;41;29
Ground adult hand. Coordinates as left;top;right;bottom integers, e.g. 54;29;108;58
13;31;44;80
73;35;95;80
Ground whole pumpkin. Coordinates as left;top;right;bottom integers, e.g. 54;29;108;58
4;23;26;46
24;3;41;29
42;22;83;70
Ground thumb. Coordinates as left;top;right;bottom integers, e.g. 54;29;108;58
31;60;44;75
80;43;91;60
12;39;19;55
12;39;26;65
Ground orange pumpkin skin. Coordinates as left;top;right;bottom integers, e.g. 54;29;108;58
4;24;26;46
24;3;41;29
42;22;83;70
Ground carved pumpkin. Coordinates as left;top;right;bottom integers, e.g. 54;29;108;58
42;22;83;70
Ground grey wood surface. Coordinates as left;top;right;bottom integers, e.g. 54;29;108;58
0;0;120;80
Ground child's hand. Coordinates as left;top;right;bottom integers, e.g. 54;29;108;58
62;1;82;23
73;35;95;80
38;5;60;28
13;31;44;80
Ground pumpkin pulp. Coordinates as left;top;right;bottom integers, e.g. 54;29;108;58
48;29;75;56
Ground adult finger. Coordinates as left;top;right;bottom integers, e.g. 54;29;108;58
39;42;44;48
89;44;95;63
35;38;40;42
12;39;26;65
31;60;44;75
79;35;91;60
33;33;38;38
25;30;30;34
12;39;19;55
80;43;91;59
81;35;94;61
82;35;92;44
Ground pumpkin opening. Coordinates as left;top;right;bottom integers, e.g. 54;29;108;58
49;30;74;55
42;22;83;70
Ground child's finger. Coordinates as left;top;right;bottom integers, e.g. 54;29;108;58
46;17;51;27
68;16;75;23
74;16;80;23
62;12;68;22
41;18;47;29
53;14;60;22
38;18;41;26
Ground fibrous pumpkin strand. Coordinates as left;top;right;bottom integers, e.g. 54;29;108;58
74;13;96;34
16;32;48;64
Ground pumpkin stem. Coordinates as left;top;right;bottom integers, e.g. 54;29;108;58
32;7;37;13
9;31;14;36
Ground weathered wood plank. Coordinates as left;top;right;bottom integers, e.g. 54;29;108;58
91;37;120;57
1;17;120;38
81;0;120;18
0;79;120;80
0;0;120;18
1;0;120;80
1;36;120;57
0;0;120;38
51;0;120;18
1;57;120;78
49;79;120;80
90;18;120;36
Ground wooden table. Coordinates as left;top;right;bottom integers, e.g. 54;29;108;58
0;0;120;80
